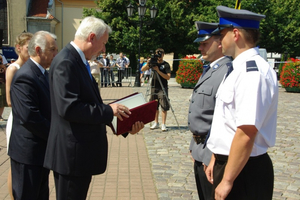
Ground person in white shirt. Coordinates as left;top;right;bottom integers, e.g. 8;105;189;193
99;53;110;87
108;54;116;87
88;59;101;88
124;54;130;79
205;6;278;200
115;52;127;87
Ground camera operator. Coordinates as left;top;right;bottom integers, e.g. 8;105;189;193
141;48;171;131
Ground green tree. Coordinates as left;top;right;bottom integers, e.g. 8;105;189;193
83;0;233;73
236;0;300;57
83;0;300;73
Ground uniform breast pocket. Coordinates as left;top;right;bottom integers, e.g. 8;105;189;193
197;85;213;109
219;89;235;119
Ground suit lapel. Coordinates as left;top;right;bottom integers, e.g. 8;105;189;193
194;68;213;90
67;44;102;102
28;59;50;92
80;60;102;102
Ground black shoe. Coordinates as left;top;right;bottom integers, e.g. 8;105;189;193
112;84;116;87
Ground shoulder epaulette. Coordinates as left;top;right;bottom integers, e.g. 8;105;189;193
246;60;258;72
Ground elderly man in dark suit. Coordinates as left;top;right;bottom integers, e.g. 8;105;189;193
43;16;144;200
188;22;232;200
9;31;58;200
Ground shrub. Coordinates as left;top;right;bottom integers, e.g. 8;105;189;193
175;55;203;85
280;58;300;88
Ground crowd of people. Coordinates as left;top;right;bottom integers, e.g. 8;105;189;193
88;52;132;88
3;17;144;200
1;4;279;200
87;52;154;88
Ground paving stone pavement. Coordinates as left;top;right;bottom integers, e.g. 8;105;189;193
0;78;299;199
134;79;300;200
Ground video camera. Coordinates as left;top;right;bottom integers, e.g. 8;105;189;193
149;50;163;68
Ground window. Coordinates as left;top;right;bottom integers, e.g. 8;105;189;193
0;0;8;46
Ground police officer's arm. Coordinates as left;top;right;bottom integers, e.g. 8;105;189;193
205;154;215;184
215;125;257;199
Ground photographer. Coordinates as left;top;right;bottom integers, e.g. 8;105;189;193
141;48;171;131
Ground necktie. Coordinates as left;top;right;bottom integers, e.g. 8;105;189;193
85;61;93;80
202;130;210;149
44;70;49;83
224;63;233;80
201;65;210;78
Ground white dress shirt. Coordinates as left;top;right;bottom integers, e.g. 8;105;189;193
207;47;278;157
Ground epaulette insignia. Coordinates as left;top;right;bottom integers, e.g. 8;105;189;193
246;60;258;72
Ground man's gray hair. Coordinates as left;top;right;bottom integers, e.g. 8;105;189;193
75;16;112;40
28;31;57;56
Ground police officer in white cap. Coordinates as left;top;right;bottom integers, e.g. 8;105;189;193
205;6;278;200
188;21;231;200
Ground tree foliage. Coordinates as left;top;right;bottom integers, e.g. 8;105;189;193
239;0;300;57
83;0;300;72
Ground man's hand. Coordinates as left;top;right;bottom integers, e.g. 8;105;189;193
152;66;159;71
190;150;195;162
109;103;131;121
203;163;208;172
129;121;144;134
205;154;215;184
214;125;257;199
214;180;233;200
109;104;144;134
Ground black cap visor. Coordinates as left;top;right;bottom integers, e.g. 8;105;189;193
194;35;212;43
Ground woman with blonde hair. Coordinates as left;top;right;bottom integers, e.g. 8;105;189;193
6;32;33;200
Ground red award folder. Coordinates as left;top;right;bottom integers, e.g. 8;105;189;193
109;92;158;135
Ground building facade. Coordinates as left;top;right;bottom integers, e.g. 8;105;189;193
0;0;96;56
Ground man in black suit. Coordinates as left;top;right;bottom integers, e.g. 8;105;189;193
43;16;144;200
9;31;58;199
99;53;110;87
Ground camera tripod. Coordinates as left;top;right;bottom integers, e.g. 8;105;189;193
144;70;180;130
